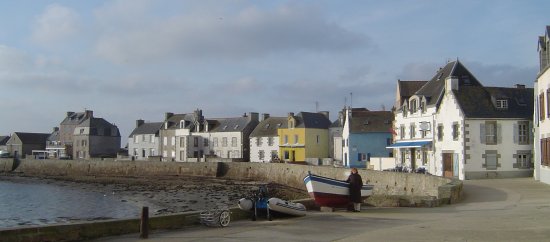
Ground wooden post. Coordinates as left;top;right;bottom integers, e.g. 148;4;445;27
140;206;149;239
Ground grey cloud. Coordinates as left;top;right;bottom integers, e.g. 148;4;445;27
95;4;370;64
465;62;537;88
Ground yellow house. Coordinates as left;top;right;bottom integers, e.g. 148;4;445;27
278;112;331;163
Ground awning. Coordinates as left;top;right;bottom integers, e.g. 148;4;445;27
386;140;432;149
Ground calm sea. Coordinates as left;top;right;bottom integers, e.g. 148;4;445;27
0;179;140;228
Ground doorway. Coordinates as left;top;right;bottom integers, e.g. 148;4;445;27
443;153;453;178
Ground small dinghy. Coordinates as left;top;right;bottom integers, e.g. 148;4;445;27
267;198;306;216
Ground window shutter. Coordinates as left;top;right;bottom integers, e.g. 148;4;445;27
480;123;486;144
358;153;362;161
497;124;502;144
513;124;518;144
529;122;533;144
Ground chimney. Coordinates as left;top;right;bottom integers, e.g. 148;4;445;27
319;111;330;120
53;127;59;132
136;119;145;128
261;113;270;121
165;112;174;120
515;84;526;89
66;111;74;117
249;112;259;122
445;76;459;92
85;110;93;118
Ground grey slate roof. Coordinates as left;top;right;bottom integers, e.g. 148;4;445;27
349;110;393;133
211;117;259;132
415;60;482;106
250;117;287;137
0;136;9;145
77;118;121;136
454;86;533;119
129;122;163;137
164;113;197;130
47;130;59;142
398;80;428;100
61;112;88;125
13;132;50;144
294;112;331;129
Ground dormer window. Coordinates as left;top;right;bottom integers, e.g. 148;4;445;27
180;120;185;128
234;125;239;129
223;125;228;130
265;124;270;129
410;99;417;113
496;99;508;110
289;120;295;129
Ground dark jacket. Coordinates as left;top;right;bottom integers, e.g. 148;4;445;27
346;173;363;203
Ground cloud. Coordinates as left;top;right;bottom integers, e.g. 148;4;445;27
31;4;81;47
396;62;440;81
465;61;537;88
0;45;31;72
94;3;370;64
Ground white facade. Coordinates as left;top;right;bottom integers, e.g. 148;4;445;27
249;136;279;162
209;131;244;158
128;134;160;160
535;58;550;184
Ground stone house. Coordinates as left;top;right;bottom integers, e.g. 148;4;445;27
207;113;259;161
6;132;50;158
72;114;121;159
391;60;533;179
249;114;287;163
0;136;9;153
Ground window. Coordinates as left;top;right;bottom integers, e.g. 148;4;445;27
540;93;545;121
259;150;265;160
222;137;228;147
80;129;84;134
203;138;209;147
213;137;218;147
516;151;531;169
484;151;498;170
410;99;417;113
134;148;138;156
294;135;299;144
542;138;550;166
422;150;428;166
284;151;289;159
232;137;237;147
150;148;155;156
267;137;274;146
284;135;288;144
180;151;185;160
150;135;154;143
485;121;497;145
409;123;416;139
400;125;405;139
289;120;295;129
437;124;443;141
194;137;199;147
81;140;86;147
255;137;261;146
134;135;139;143
142;135;146;142
171;137;176;147
518;121;529;145
496;99;508;109
233;150;240;158
180;137;185;147
452;123;459;140
316;135;320;144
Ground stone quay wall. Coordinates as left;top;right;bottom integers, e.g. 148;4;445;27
0;158;462;206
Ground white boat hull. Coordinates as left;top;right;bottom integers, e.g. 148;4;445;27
304;172;374;207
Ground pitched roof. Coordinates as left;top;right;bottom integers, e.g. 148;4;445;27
453;86;533;119
163;113;196;130
250;117;287;137
47;130;59;142
348;110;394;133
129;122;163;137
0;136;9;145
77;118;120;136
398;80;428;100
211;116;259;132
415;60;482;106
60;111;89;125
13;132;50;144
293;112;331;129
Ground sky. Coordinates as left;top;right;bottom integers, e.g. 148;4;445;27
1;0;549;144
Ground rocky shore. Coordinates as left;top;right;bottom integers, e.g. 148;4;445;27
0;173;308;217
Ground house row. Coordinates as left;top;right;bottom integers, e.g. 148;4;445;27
128;109;394;167
0;110;121;159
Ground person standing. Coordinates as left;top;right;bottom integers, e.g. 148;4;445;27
346;167;363;212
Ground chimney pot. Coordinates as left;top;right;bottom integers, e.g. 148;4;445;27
515;84;525;89
136;119;145;128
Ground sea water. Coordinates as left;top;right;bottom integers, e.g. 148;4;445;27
0;179;140;228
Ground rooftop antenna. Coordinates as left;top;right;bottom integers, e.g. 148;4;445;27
315;101;319;112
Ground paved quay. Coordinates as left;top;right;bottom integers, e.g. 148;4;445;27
94;178;550;242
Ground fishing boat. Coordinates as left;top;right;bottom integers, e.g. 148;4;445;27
303;171;374;207
267;198;306;216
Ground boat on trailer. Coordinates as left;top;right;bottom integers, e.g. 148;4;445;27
303;171;374;207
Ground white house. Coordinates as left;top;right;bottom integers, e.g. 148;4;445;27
249;115;287;162
128;120;162;160
207;113;259;160
534;26;550;184
391;60;533;179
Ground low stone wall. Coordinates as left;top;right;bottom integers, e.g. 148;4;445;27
0;208;250;242
0;158;461;206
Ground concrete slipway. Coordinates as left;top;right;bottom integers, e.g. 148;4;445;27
95;178;550;242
